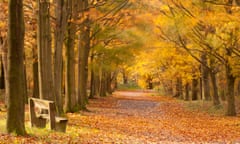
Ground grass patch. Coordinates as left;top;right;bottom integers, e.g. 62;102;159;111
0;119;6;132
117;83;141;90
182;100;225;116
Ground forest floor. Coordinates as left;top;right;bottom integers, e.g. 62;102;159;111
0;91;240;143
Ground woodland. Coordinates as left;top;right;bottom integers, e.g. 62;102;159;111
0;0;240;143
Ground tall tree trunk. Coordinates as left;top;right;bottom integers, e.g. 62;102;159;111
192;77;198;100
174;77;183;98
53;0;67;115
22;54;28;104
89;68;95;99
114;76;118;90
32;45;39;98
209;71;220;106
64;0;77;112
168;80;174;96
225;63;236;116
201;53;211;101
94;72;100;97
185;83;190;101
89;53;96;99
0;58;5;89
38;0;55;101
7;0;26;135
209;56;220;106
237;80;240;97
106;72;113;94
100;71;107;97
78;13;90;110
122;70;128;84
0;37;8;106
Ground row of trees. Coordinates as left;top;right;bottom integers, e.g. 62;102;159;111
0;0;141;135
133;0;240;116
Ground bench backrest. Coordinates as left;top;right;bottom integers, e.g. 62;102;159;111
29;98;56;130
30;98;54;110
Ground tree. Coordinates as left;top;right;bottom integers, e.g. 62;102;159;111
53;0;67;115
6;0;26;135
0;1;9;106
37;0;55;101
64;0;78;112
77;0;90;110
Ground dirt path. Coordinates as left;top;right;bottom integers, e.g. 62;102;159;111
1;90;240;143
67;91;240;143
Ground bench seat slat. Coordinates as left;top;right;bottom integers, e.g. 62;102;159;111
37;114;68;122
55;117;68;123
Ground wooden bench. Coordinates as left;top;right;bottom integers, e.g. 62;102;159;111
29;98;68;132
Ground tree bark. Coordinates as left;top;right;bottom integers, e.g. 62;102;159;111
0;58;5;89
53;0;67;115
89;54;97;99
122;70;128;84
78;14;90;110
94;72;100;97
23;54;28;104
106;72;113;94
6;0;26;135
37;0;55;101
223;1;236;116
100;71;107;97
201;53;211;101
192;77;198;100
174;77;183;98
210;71;220;106
32;45;39;98
0;36;8;106
185;83;190;101
89;68;95;99
225;63;236;116
64;0;77;112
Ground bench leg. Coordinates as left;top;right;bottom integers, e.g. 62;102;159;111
56;121;68;132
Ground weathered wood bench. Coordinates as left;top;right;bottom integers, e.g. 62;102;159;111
29;98;68;132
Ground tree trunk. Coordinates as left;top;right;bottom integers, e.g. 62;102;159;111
106;72;113;94
94;72;100;97
185;83;190;101
224;47;236;116
122;70;128;84
78;14;90;110
100;71;107;97
146;75;153;90
89;53;96;99
37;0;55;101
64;0;77;112
0;58;5;89
174;77;183;98
32;45;39;98
23;54;28;104
89;67;95;99
0;37;8;106
114;76;118;90
201;54;211;101
225;64;236;116
209;56;220;105
53;0;67;115
192;77;198;100
237;80;240;97
6;0;26;135
210;71;220;106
